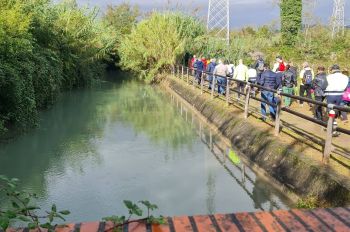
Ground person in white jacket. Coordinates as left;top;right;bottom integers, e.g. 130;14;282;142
233;59;248;99
325;64;349;107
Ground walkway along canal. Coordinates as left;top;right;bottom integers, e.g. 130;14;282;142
0;72;293;223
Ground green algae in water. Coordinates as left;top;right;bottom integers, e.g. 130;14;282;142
228;150;241;165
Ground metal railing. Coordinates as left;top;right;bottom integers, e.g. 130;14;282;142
172;65;350;164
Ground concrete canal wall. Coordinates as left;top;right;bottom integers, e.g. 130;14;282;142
163;76;350;207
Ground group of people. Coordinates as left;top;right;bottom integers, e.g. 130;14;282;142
189;55;350;128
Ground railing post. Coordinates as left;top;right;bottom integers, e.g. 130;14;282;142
201;73;204;94
274;92;282;136
192;70;196;89
211;76;216;99
324;109;336;164
226;78;230;105
244;84;251;119
186;67;189;85
181;66;184;80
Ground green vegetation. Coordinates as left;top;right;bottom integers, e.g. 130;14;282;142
0;175;70;231
119;12;205;82
1;175;164;231
0;0;118;136
103;200;165;232
280;0;302;46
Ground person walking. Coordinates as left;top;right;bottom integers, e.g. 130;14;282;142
206;59;217;90
281;65;297;108
273;56;286;73
325;65;349;106
299;62;314;107
258;64;281;121
213;59;229;94
194;58;204;85
248;64;258;84
227;62;235;78
233;59;248;99
312;66;328;121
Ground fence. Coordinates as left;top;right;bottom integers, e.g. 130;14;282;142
171;65;350;164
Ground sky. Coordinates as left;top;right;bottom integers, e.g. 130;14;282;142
76;0;349;29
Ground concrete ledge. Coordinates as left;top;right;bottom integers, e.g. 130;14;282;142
6;207;350;232
164;77;350;207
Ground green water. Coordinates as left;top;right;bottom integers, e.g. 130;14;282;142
0;72;292;223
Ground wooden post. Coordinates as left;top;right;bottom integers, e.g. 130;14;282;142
201;73;204;94
226;78;230;105
186;67;189;85
244;85;251;119
181;66;184;80
242;164;246;183
178;66;180;78
274;95;282;136
324;110;336;164
211;76;216;99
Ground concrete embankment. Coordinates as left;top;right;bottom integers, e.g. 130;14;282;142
163;76;350;207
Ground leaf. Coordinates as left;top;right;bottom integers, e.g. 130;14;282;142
27;222;37;230
26;206;40;211
51;204;57;212
58;210;70;215
17;215;31;222
0;216;10;230
139;201;158;211
123;200;133;210
11;201;20;209
5;210;17;219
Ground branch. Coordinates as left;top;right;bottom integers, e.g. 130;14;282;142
104;218;148;232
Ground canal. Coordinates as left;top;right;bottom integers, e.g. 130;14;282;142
0;72;292;223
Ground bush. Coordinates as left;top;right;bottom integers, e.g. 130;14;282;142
0;0;118;135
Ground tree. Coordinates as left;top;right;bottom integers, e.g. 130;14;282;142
119;12;205;83
280;0;302;46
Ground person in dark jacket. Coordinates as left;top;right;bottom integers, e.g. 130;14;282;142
258;64;281;121
206;59;216;90
282;65;297;108
194;59;204;85
312;66;328;121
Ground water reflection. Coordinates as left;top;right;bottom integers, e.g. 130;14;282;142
172;95;293;212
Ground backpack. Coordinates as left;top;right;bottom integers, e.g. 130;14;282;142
283;71;294;87
343;87;350;102
193;60;198;69
303;70;313;85
257;60;264;71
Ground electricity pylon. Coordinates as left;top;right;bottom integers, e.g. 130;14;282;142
207;0;230;45
331;0;345;38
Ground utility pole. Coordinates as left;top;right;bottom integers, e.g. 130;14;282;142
207;0;230;45
331;0;345;38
